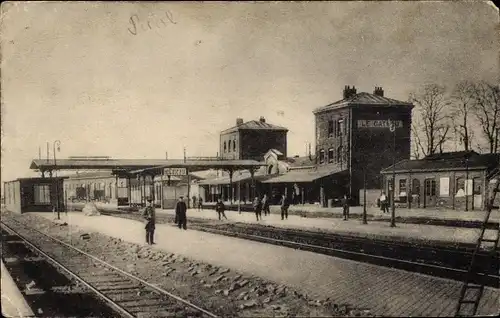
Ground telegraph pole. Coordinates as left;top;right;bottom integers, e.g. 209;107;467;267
390;120;396;228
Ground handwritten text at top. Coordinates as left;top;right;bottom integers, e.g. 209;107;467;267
128;11;177;36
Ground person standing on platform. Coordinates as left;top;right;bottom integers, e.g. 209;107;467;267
379;192;389;213
253;196;262;221
198;196;203;211
215;198;228;221
175;196;188;230
142;198;156;245
280;194;290;220
262;194;270;216
341;195;350;220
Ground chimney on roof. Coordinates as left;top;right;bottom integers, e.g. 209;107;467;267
374;86;384;97
236;118;244;125
259;116;266;123
343;85;357;99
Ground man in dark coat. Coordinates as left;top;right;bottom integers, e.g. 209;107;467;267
253;196;262;221
215;198;228;220
280;194;290;220
198;196;203;211
142;198;156;244
341;195;350;220
175;196;188;230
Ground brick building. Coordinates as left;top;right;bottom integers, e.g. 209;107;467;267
381;151;500;210
313;85;414;205
219;117;288;161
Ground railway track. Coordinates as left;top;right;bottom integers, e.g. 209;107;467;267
1;218;218;318
100;211;500;288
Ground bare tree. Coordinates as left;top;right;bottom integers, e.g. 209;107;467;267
451;81;476;151
469;81;500;154
409;84;453;157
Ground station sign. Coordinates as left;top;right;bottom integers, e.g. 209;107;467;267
164;168;187;176
357;120;403;129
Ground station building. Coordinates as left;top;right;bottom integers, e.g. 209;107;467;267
312;85;414;206
201;86;414;207
220;116;288;161
381;151;500;210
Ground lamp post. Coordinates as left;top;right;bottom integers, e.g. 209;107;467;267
362;169;368;224
53;140;61;220
389;121;396;227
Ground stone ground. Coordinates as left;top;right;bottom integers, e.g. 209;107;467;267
5;211;370;317
33;211;500;317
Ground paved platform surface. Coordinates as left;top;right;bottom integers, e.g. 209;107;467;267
35;212;499;317
156;208;498;245
1;260;35;318
205;203;500;222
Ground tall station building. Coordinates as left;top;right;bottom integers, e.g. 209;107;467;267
313;85;414;205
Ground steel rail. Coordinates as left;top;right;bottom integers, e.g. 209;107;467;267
2;219;218;318
1;221;135;318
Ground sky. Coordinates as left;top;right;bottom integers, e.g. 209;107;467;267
1;1;499;183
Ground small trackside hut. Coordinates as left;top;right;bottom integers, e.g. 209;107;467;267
380;151;500;211
3;177;67;214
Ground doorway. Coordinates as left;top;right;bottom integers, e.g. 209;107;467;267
424;178;436;208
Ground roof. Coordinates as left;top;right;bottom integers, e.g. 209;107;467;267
262;164;346;184
4;176;68;183
313;92;413;114
285;156;316;168
221;120;288;134
198;167;271;185
381;152;500;174
29;158;266;173
66;171;114;179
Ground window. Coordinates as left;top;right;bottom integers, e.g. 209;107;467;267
233;139;236;152
455;177;465;196
34;184;51;204
473;177;481;195
223;141;227;153
425;179;436;196
328;148;334;163
328;120;334;137
336;119;344;137
336;146;343;163
319;149;325;164
228;140;231;152
412;179;420;195
399;179;407;195
387;178;394;191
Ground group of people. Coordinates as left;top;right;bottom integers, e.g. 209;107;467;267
192;196;204;211
253;194;290;221
142;196;189;245
142;193;293;245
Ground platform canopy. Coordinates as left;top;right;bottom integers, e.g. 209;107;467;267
261;164;346;184
29;158;266;175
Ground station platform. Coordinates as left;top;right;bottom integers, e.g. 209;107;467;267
203;203;500;223
33;212;499;317
156;208;497;246
1;259;35;318
66;202;497;246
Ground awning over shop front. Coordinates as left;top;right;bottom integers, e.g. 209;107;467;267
262;165;346;184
